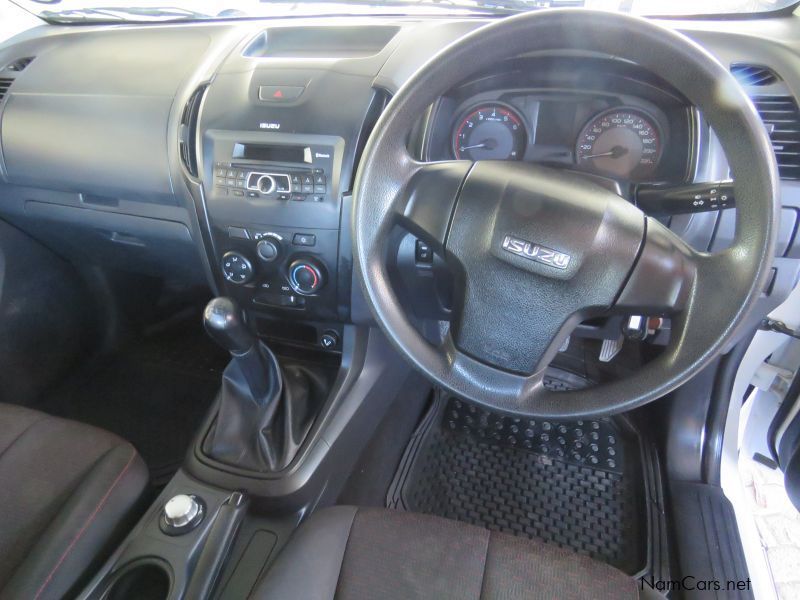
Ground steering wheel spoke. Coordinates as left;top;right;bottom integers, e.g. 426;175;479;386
615;217;698;315
441;330;549;403
449;279;584;376
393;160;473;251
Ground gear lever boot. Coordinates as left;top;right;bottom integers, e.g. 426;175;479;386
202;297;327;471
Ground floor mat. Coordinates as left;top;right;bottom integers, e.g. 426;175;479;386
36;319;229;486
387;388;647;575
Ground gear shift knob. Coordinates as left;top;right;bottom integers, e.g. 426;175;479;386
203;297;256;355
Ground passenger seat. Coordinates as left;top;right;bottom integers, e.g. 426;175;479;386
0;403;147;600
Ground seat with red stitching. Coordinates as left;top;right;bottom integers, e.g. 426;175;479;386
0;403;148;600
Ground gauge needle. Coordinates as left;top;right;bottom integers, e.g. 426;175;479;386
460;138;498;152
582;145;629;159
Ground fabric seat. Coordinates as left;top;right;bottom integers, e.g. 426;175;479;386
253;506;658;599
0;403;148;600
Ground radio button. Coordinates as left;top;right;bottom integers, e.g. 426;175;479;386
291;193;305;202
314;185;326;194
302;184;313;193
274;175;291;192
312;195;324;203
313;173;326;185
301;174;314;185
291;174;302;186
258;175;276;194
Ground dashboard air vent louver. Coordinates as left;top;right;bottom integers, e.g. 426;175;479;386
5;57;34;72
731;64;781;87
753;95;800;180
179;84;208;178
0;78;13;102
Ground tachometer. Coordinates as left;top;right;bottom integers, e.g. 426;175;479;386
576;108;662;180
453;103;526;161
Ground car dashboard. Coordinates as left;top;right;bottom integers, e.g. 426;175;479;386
0;15;798;351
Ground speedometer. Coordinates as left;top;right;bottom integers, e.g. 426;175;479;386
453;103;526;161
575;108;662;180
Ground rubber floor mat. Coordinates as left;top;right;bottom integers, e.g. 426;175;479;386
387;390;646;575
37;319;229;486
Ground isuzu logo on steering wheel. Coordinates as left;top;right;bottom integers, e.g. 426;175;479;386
501;235;571;270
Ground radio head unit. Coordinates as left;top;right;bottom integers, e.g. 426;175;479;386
212;142;335;203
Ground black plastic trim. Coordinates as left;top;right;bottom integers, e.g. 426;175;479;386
703;329;757;486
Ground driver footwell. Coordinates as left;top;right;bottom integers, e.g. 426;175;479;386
387;382;668;578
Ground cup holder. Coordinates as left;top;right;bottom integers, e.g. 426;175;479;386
103;560;171;600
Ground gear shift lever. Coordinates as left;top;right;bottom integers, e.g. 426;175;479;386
203;297;255;355
203;297;271;402
202;297;328;472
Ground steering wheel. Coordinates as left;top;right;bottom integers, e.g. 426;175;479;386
353;9;779;418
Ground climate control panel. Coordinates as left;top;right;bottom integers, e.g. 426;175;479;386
215;224;339;322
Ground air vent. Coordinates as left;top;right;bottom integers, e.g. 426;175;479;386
0;78;12;102
731;64;781;87
179;84;208;178
753;95;800;180
5;57;34;72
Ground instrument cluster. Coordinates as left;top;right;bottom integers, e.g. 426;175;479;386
425;59;695;184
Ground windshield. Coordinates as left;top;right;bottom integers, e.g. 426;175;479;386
9;0;800;23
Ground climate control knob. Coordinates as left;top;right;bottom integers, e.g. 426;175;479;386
221;251;254;285
256;239;280;263
288;259;325;295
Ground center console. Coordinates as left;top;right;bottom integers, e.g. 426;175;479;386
168;15;406;500
203;131;346;348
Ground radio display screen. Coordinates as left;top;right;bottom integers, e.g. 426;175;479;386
232;143;310;164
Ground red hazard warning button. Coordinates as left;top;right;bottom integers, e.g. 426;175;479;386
258;85;305;102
